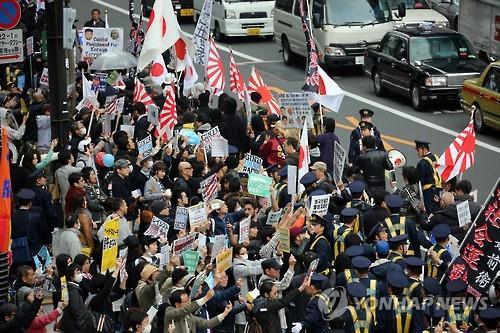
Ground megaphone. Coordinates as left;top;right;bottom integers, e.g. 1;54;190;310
388;149;407;168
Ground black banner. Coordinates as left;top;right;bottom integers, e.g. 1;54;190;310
299;0;320;93
444;178;500;297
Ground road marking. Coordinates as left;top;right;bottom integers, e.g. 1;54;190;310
345;116;394;150
237;60;283;65
92;0;500;154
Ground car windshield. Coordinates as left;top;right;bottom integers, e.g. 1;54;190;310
410;35;476;62
325;0;393;25
384;0;431;10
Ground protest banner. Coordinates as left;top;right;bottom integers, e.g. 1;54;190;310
277;228;290;253
287;166;297;195
456;200;472;228
442;178;500;297
211;137;229;157
211;235;226;259
159;245;170;269
200;174;218;203
266;209;282;225
101;217;120;272
81;27;124;62
239;216;251;244
137;135;154;158
188;203;207;228
173;233;197;254
144;216;170;238
174;206;189;230
92;73;108;93
182;250;200;274
310;194;330;216
192;0;212;65
200;126;221;152
39;68;49;88
278;92;313;129
248;173;272;198
216;247;233;273
242;154;263;174
333;141;346;184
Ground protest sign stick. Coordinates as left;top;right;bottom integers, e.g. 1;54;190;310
114;112;122;133
88;108;96;136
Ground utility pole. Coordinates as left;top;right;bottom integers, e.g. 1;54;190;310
46;0;70;148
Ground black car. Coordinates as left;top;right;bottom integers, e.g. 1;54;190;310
363;27;487;110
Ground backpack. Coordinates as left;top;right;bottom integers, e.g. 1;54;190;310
121;288;140;312
85;311;115;333
246;297;266;333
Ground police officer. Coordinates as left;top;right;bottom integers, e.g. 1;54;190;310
349;109;384;165
291;273;331;333
403;256;425;300
444;279;472;331
367;223;389;244
299;171;318;202
336;248;366;286
274;167;291;209
344;181;371;236
306;214;331;274
425;224;452;280
376;271;414;333
476;307;500;333
388;234;409;270
333;208;359;260
415;140;442;213
342;281;375;333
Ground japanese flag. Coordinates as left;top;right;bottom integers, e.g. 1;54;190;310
150;55;169;86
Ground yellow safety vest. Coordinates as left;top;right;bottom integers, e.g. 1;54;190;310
275;182;287;206
425;246;447;278
346;202;361;234
422;155;442;190
392;296;413;333
447;304;471;327
389;251;405;264
403;280;421;298
384;216;406;238
333;226;352;259
309;235;330;275
347;305;373;333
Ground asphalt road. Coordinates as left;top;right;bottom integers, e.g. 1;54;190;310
75;0;500;202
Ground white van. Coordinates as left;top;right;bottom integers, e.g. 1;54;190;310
193;0;275;41
274;0;399;67
389;0;449;28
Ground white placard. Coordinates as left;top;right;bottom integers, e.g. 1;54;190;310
200;126;221;152
287;165;297;195
310;194;330;216
39;68;49;88
137;135;154;158
147;104;159;126
0;29;23;65
188;203;207;228
192;0;213;65
211;137;229;157
81;27;124;62
278;92;313;128
172;234;197;254
26;36;34;56
211;235;226;258
160;245;170;269
242;154;263;174
174;206;189;230
144;216;170;238
238;216;251;244
333;141;346;184
456;200;471;227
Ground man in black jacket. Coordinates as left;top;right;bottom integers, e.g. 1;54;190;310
84;8;106;28
356;135;393;196
132;102;151;142
111;159;138;219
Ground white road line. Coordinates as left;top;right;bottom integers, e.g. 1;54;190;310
91;0;500;154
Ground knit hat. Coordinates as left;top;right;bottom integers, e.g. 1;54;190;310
141;264;159;281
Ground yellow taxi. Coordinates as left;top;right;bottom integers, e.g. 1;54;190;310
461;61;500;133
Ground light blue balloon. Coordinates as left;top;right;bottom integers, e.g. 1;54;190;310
179;129;201;145
103;154;115;168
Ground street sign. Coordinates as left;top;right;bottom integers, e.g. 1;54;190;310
0;0;21;30
26;36;34;56
0;29;23;65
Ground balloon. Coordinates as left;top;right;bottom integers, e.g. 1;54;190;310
95;152;106;167
103;154;115;168
179;129;200;145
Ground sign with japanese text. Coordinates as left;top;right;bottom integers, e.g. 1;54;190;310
172;233;197;255
192;0;213;65
238;216;251;244
39;68;49;88
174;206;189;230
144;216;170;239
248;173;272;198
333;141;346;184
81;27;124;62
242;154;263;174
278;92;313;128
182;249;199;274
101;217;120;272
188;202;207;228
443;178;500;296
0;30;23;65
159;245;170;269
137;135;154;158
200;126;221;152
266;209;282;225
216;247;233;273
310;194;330;216
456;200;472;228
211;235;226;259
277;227;290;253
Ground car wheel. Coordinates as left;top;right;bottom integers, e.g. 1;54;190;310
214;22;224;42
373;70;384;96
282;37;295;66
473;104;487;133
411;84;424;111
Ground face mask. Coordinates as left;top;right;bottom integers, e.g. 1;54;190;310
74;273;83;283
79;127;87;136
240;254;248;261
128;165;134;173
143;324;152;333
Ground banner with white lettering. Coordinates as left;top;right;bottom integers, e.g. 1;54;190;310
192;0;212;65
81;27;124;62
333;141;346;184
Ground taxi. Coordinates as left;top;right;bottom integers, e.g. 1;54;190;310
461;62;500;133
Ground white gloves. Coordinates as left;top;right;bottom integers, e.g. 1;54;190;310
291;322;303;333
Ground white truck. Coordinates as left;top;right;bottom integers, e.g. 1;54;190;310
193;0;275;41
459;0;500;60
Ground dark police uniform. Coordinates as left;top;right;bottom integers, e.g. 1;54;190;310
342;282;375;333
444;280;472;330
297;274;331;333
348;112;385;165
298;171;318;203
415;140;442;213
306;214;331;274
332;208;358;259
424;224;452;280
403;257;425;300
388;234;408;270
275;167;291;209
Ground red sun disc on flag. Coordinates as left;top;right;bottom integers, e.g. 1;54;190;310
147;10;155;31
175;38;187;60
151;62;165;76
257;87;272;102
